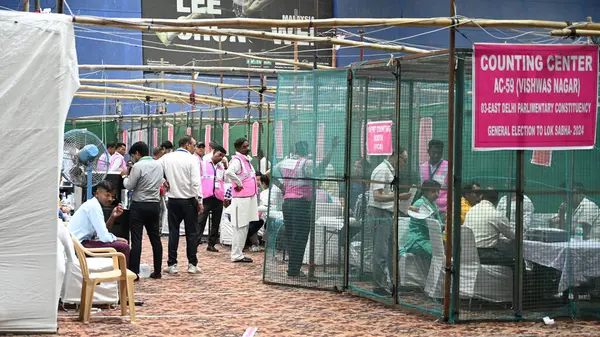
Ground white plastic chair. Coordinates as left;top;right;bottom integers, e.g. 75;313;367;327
58;224;119;305
424;219;445;298
459;226;513;303
398;217;429;288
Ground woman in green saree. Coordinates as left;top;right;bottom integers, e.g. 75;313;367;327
399;179;443;261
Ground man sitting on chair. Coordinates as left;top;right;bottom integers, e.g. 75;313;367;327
68;180;131;267
463;189;515;266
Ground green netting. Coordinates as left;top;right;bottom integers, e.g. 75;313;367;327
64;120;118;144
263;69;349;290
261;49;600;323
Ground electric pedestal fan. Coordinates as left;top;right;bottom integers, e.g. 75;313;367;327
61;129;109;200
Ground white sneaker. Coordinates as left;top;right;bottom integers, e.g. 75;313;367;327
249;245;262;252
187;263;199;274
165;264;178;274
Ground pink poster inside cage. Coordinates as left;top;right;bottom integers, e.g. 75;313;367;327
275;121;283;159
167;126;174;142
473;44;598;150
419;118;433;164
531;150;552;167
222;123;230;153
137;130;143;142
186;127;191;136
316;123;325;162
153;128;158;147
367;120;393;155
122;130;128;148
204;125;211;151
251;122;259;157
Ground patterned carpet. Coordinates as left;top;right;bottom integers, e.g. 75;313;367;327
41;237;600;336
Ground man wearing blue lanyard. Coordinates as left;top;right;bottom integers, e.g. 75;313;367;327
160;136;204;274
122;141;164;279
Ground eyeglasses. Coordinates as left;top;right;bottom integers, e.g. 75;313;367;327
196;144;205;148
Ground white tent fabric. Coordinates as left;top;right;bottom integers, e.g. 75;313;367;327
0;11;79;333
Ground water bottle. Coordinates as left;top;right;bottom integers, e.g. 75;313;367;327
573;224;584;241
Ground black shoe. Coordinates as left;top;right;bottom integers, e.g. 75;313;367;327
149;272;162;279
233;257;253;263
207;245;219;252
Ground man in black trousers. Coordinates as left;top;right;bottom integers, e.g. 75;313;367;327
160;136;203;274
197;144;228;252
122;141;164;279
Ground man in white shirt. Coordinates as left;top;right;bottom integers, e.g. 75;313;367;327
367;148;412;296
68;180;130;266
497;180;535;230
225;138;259;263
257;148;270;174
464;189;515;266
551;183;600;240
160;136;203;274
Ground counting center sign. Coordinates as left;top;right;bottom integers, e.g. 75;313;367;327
472;43;599;151
367;121;393;155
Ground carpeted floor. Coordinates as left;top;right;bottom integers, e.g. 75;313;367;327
44;237;600;337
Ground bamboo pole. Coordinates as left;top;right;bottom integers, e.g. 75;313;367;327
109;83;253;107
73;21;428;53
77;86;266;107
79;85;193;102
294;41;299;71
75;93;167;101
172;44;334;70
79;78;274;92
78;64;284;75
73;15;600;31
550;29;600;37
23;0;30;11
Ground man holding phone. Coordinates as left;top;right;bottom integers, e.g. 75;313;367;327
68;180;131;267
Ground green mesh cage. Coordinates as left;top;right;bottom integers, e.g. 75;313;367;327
262;69;349;290
259;49;600;323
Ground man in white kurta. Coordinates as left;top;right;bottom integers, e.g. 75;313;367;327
225;138;259;263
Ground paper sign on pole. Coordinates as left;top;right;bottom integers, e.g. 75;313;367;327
205;125;211;149
222;123;230;152
473;44;598;150
367;120;393;155
316;123;325;161
153;128;158;148
122;130;128;148
531;150;552;167
251;122;259;157
275;121;283;159
167;125;174;142
186;127;191;136
360;120;365;158
419;118;433;164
